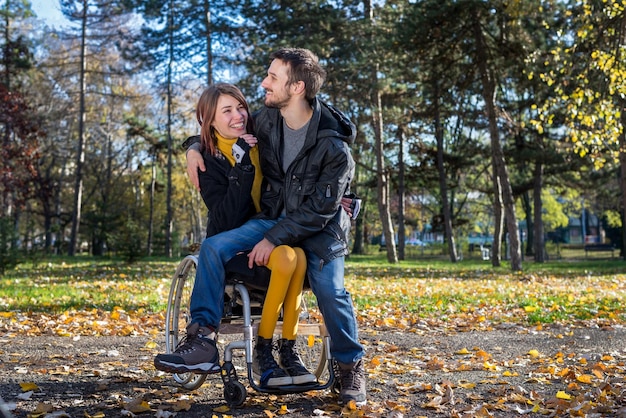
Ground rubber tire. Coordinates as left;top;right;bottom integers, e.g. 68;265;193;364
165;255;207;390
224;381;247;407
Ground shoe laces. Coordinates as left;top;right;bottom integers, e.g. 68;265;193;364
175;331;209;354
279;341;301;368
257;341;280;368
339;361;364;391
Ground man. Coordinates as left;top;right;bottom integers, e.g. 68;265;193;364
154;48;366;406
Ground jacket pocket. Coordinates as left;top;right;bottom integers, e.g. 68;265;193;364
301;220;348;268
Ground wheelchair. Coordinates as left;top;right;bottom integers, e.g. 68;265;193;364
163;251;336;407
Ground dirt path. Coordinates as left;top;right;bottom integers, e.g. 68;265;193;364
1;324;625;417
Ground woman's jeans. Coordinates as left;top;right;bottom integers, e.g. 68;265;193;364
189;218;364;364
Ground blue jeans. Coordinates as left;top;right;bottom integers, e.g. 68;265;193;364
189;218;364;364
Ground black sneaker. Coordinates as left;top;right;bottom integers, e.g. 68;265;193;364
154;323;220;374
278;339;316;385
253;337;292;387
336;358;367;406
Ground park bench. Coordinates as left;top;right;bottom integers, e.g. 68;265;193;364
584;243;615;259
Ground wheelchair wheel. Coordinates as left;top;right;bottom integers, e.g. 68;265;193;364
224;380;247;407
165;255;207;391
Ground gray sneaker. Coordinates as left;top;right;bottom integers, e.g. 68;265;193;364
336;358;367;406
154;323;220;374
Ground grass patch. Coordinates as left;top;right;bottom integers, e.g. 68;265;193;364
1;257;174;313
1;253;625;327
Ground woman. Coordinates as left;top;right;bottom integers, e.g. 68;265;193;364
192;83;315;387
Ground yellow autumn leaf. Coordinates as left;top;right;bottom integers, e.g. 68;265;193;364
483;361;497;371
277;405;289;415
125;399;151;413
592;369;604;379
458;382;476;389
383;317;396;326
524;306;537;313
576;374;594;384
84;412;105;418
456;348;471;355
556;390;572;400
20;382;39;391
307;334;314;347
528;349;540;357
27;402;54;418
214;405;231;413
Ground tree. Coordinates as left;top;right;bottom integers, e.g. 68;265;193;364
0;0;40;263
122;0;222;257
532;0;626;259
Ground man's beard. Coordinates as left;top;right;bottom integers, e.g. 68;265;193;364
264;90;291;109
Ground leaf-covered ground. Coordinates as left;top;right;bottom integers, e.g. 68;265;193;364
1;258;626;417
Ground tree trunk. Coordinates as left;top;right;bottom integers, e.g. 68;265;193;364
69;0;87;256
619;100;626;260
471;13;522;271
533;161;545;262
147;152;156;256
165;0;174;258
521;192;533;256
373;84;397;263
365;0;396;263
397;127;405;260
434;84;457;262
492;174;503;266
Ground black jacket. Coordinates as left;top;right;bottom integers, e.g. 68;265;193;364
253;98;356;266
183;135;257;238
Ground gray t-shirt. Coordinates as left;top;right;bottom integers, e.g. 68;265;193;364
282;119;309;172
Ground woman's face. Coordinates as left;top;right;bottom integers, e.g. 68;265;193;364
211;94;248;139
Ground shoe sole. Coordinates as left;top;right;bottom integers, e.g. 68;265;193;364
154;360;221;374
291;374;317;385
253;372;293;387
341;398;367;407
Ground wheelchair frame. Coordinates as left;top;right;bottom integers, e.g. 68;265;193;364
164;254;336;407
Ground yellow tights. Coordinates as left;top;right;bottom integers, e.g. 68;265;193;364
257;245;307;340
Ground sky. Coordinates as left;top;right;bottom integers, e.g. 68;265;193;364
30;0;68;27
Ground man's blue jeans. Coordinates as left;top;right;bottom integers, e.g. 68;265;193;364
189;217;364;365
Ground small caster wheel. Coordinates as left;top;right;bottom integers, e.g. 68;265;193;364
174;372;207;391
224;381;246;407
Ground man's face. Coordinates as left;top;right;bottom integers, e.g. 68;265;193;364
261;59;292;109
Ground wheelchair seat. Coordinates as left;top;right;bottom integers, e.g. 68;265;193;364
224;251;271;290
222;252;271;319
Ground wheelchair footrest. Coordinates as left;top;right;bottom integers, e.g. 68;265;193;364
218;322;327;336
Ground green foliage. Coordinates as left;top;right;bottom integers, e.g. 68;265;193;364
13;0;626;266
604;210;622;228
110;218;145;263
540;190;569;230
